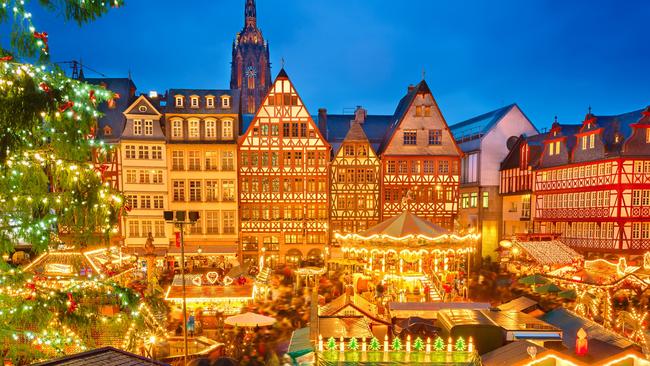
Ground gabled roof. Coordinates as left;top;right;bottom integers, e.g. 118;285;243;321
450;103;517;143
123;94;162;116
319;293;390;325
32;346;169;366
85;77;137;143
323;113;392;153
481;340;548;366
377;80;430;154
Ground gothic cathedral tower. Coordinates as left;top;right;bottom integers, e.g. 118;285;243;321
230;0;272;115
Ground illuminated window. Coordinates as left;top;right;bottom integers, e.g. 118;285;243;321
175;95;184;107
171;120;183;139
133;120;143;135
403;130;417;145
646;128;650;143
190;96;199;108
222;120;233;139
206;96;215;108
438;160;449;174
221;95;231;108
206;180;219;202
126;169;136;184
144;120;153;136
424;106;432;117
415;106;423;117
205;120;217;139
222;151;234;171
482;192;489;208
222;180;235;201
172;180;185;202
188;120;200;139
205;151;219;171
428;129;442;145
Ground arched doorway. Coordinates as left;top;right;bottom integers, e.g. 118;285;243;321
285;248;303;266
307;248;322;260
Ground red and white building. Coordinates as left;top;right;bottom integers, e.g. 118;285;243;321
502;107;650;255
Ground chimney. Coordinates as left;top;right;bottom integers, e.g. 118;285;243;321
408;84;415;93
354;106;367;124
318;108;328;139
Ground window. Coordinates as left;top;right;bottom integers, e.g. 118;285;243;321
204;120;216;139
344;145;355;157
461;194;469;209
205;151;219;171
221;96;231;108
154;220;165;237
190;215;202;234
190;96;199;108
206;211;219;234
438;160;449;174
172;180;185;202
125;195;137;209
175;95;183;107
387;161;396;174
189;180;202;202
223;211;235;234
222;151;234;171
133;120;143;135
144;120;153;135
589;133;595;149
153;195;164;209
172;120;183;139
222;180;235;201
424;106;432;117
188;120;200;139
248;75;255;89
482;192;489;208
646;128;650;143
172;151;184;170
139;170;150;184
126;169;137;184
140;196;151;209
138;145;149;160
470;192;478;208
222;120;233;139
151;146;162;160
206;180;219;202
128;220;140;238
125;145;136;159
429;129;442;145
188;151;201;171
403;130;417;145
633;190;642;206
581;135;587;150
103;125;113;136
462;153;478;183
152;170;163;184
206;97;214;108
415;106;423;117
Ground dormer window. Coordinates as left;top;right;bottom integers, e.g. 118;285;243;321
175;95;184;108
190;96;199;108
549;140;561;156
221;95;231;109
206;96;215;108
133;120;143;135
103;125;113;136
581;134;595;150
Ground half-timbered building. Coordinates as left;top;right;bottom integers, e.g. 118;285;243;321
533;107;650;254
378;81;462;229
238;69;331;267
327;107;382;235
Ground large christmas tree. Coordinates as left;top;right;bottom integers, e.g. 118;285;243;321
0;0;125;254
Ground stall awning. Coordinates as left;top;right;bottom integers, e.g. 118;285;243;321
497;296;538;312
317;317;373;340
165;281;254;302
513;240;582;266
288;327;314;359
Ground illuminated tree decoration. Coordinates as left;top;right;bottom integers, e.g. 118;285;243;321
391;337;402;351
455;337;466;351
348;337;359;351
327;337;337;351
413;337;425;352
369;337;381;351
433;337;445;351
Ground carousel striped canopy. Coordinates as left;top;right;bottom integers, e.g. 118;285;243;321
357;211;450;240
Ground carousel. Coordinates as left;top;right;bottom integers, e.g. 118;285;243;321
334;211;479;302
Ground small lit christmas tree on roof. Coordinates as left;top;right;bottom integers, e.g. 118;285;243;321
455;336;466;351
434;337;445;352
413;337;424;352
392;337;402;351
369;337;380;351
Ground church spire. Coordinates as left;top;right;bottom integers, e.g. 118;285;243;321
245;0;257;28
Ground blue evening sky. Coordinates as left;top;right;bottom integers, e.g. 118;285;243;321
23;0;650;129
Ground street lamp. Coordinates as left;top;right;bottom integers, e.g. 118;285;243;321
164;210;199;366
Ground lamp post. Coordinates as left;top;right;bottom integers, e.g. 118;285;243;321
164;210;199;366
